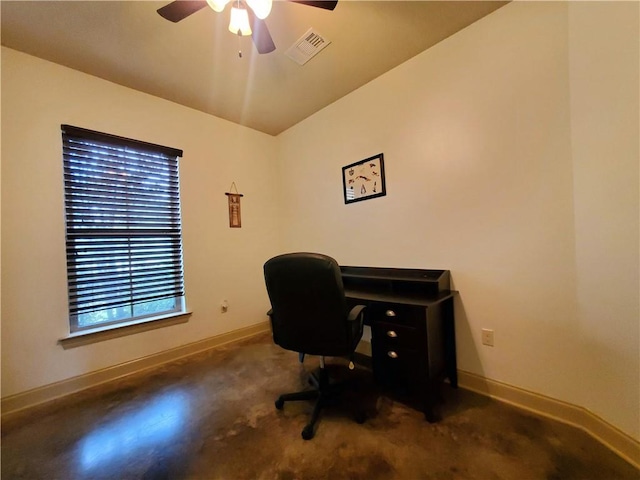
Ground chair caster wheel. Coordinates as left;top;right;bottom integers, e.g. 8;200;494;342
424;411;438;423
275;398;284;410
301;425;315;440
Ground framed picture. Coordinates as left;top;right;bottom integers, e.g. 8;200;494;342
342;153;386;204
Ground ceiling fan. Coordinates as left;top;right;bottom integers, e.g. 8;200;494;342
157;0;338;55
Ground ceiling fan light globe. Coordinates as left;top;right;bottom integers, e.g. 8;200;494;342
206;0;230;13
246;0;272;19
228;7;252;36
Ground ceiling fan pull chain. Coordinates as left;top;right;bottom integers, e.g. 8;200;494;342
236;0;243;60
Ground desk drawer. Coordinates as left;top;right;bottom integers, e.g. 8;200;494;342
370;303;425;328
373;346;422;390
373;321;422;349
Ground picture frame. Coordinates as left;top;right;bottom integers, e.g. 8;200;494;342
342;153;386;204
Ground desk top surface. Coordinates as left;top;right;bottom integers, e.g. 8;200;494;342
344;288;456;307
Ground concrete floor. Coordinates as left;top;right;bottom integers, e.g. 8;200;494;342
2;332;638;479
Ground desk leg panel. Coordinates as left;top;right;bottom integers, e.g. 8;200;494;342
443;298;458;388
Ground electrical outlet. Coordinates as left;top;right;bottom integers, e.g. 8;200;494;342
481;328;494;347
221;300;229;313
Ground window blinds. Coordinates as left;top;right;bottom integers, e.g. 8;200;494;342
61;125;185;321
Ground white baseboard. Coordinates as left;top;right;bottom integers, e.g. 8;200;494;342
457;370;640;469
1;321;271;416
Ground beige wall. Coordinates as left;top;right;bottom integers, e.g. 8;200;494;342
568;1;639;439
1;47;281;397
2;0;638;443
278;2;639;439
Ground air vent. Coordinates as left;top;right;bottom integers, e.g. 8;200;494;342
285;28;331;65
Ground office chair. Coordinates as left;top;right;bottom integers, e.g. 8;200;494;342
263;252;367;440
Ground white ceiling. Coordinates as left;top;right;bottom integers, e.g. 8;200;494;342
1;0;507;136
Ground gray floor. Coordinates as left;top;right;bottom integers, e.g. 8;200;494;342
2;333;638;479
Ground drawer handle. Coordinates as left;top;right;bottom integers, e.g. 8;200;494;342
386;330;398;338
387;351;398;359
385;310;396;317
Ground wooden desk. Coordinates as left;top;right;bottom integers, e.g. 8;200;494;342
342;266;457;422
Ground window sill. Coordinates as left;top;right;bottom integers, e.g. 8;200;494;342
58;311;192;349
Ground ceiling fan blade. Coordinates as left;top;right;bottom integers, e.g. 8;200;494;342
157;0;208;22
288;0;338;11
248;11;276;54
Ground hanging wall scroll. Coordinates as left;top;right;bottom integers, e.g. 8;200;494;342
225;182;243;228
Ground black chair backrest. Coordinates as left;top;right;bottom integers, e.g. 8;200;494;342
264;252;352;357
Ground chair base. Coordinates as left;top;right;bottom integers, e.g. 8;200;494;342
275;365;364;440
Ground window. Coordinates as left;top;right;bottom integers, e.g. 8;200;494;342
61;125;185;333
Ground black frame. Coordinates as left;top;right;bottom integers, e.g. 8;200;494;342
342;153;386;204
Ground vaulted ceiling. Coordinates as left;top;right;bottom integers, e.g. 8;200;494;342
1;1;507;135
